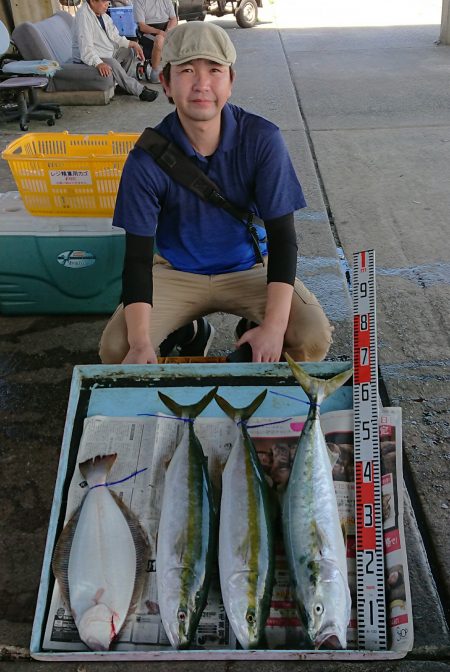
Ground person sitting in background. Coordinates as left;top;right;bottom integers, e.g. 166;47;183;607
72;0;159;101
133;0;177;84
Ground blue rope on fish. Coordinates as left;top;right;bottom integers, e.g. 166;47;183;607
269;389;320;408
90;466;148;490
137;412;194;423
238;417;293;429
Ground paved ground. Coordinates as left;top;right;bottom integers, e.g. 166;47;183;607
0;0;449;669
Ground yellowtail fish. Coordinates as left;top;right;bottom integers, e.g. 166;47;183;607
283;355;353;649
156;387;217;649
215;389;274;649
52;453;150;650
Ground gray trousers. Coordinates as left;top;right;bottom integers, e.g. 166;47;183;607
103;46;143;97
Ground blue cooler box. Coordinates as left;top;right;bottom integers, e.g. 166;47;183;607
0;192;124;315
108;6;137;36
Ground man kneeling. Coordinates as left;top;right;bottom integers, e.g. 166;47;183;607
99;22;333;364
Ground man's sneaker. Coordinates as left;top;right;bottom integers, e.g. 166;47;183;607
139;88;158;102
178;318;215;357
227;342;253;363
234;318;258;341
114;85;130;96
159;318;215;357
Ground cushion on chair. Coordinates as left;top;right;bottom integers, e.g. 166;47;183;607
11;11;113;93
12;11;73;63
51;62;114;91
0;75;48;90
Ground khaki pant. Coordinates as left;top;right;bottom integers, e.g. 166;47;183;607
99;255;333;363
103;46;143;97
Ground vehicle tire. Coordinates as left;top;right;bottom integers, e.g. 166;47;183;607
235;0;257;28
186;12;206;21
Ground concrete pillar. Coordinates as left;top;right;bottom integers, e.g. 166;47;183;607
0;0;14;33
8;0;60;27
441;0;450;45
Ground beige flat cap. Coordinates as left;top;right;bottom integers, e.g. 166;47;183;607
161;21;236;68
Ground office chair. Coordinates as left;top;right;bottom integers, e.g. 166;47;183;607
0;20;62;131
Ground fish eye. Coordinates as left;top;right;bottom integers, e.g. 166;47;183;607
314;602;324;615
177;609;187;622
246;610;255;624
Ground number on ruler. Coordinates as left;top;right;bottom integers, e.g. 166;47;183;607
368;600;374;625
361;383;370;401
359;281;368;298
364;504;374;527
363;461;372;481
362;421;371;440
365;550;375;574
360;314;368;330
360;347;369;366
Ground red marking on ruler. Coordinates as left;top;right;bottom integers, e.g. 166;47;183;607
360;250;367;272
353;316;371;383
355;462;376;550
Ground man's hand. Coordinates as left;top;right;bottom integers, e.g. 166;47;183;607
130;41;145;61
236;322;285;363
96;62;112;77
122;343;158;364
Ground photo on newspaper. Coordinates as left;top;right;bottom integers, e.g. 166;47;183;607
42;399;412;654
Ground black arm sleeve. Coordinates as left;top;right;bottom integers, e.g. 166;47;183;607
265;213;298;285
121;232;154;307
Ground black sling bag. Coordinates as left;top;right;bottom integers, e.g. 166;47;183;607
135;127;266;265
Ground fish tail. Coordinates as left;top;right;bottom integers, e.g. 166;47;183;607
284;353;352;403
215;389;267;423
158;386;218;420
78;453;117;482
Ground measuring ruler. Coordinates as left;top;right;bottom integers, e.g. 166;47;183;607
352;249;387;650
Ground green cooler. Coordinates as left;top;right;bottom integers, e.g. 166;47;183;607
0;192;124;315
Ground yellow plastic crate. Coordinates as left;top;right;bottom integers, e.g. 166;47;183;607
2;131;140;217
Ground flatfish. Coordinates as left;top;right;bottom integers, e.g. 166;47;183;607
52;453;150;650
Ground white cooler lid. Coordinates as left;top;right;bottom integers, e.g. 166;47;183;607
0;192;124;235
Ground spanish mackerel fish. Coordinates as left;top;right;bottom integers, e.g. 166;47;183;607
283;355;353;649
215;389;274;649
52;453;150;650
156;387;217;649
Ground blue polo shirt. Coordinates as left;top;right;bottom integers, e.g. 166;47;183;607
113;103;306;274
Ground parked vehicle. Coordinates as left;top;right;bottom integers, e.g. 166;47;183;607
176;0;262;29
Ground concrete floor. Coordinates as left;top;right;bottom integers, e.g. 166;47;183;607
0;0;449;669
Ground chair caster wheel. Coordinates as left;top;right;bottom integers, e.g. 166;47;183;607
144;60;152;81
20;123;29;131
136;63;144;80
47;118;55;126
55;111;63;119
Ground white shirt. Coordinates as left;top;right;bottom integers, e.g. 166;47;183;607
133;0;176;26
72;1;130;67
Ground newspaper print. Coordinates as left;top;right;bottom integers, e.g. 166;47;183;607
43;405;412;653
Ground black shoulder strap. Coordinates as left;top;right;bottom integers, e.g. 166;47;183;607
135;127;266;264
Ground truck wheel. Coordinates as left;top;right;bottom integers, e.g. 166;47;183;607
235;0;258;28
186;13;206;21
